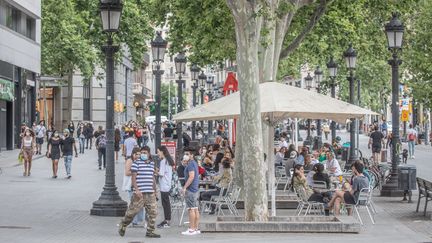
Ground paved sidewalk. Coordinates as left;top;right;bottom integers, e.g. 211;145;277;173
0;131;431;242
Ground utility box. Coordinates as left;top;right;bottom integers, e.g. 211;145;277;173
398;164;417;191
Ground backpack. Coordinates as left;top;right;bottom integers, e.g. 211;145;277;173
98;135;107;148
408;133;415;141
169;170;182;199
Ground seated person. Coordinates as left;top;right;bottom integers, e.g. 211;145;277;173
200;161;232;214
327;161;369;216
292;164;324;204
312;163;331;189
275;146;285;166
303;154;316;171
285;151;297;177
202;150;214;172
325;151;342;176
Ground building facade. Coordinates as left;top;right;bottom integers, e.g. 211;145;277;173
0;0;40;150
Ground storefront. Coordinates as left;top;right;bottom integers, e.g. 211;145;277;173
0;78;14;150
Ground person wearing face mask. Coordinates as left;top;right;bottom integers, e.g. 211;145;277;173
156;146;174;229
181;147;201;236
76;122;85;154
61;129;78;179
118;146;160;238
47;130;62;178
21;128;35;176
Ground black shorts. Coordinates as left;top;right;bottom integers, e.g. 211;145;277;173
372;146;381;153
343;191;356;205
36;137;44;144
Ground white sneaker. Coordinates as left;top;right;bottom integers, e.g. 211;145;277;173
412;155;415;159
194;229;201;234
181;229;196;235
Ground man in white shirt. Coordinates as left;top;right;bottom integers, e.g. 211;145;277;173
122;131;138;159
325;152;342;176
35;120;46;155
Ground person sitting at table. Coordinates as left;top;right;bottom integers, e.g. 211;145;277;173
313;163;331;189
292;164;324;203
213;153;225;173
295;147;308;166
327;161;369;216
202;150;214;172
200;161;233;214
325;151;342;176
285;144;297;159
303;154;315;171
222;151;235;170
275;146;285;167
285;151;297;178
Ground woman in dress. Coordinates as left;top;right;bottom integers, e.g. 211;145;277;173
48;130;62;178
21;128;35;176
157;145;174;228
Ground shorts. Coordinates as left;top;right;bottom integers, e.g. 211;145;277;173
343;191;356;205
36;137;44;144
372;146;381;153
185;190;199;209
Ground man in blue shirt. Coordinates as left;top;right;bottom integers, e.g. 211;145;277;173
181;147;200;236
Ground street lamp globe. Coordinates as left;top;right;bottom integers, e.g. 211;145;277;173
314;66;323;87
206;76;214;91
150;31;168;63
174;52;187;74
198;71;207;89
326;56;338;78
305;72;313;90
99;0;123;33
344;44;357;69
190;64;200;81
385;13;404;50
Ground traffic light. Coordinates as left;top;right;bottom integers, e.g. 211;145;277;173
119;102;124;113
114;100;119;112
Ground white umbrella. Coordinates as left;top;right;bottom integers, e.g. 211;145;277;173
174;82;378;216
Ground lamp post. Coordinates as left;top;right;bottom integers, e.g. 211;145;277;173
199;71;206;132
91;0;127;216
304;73;313;144
294;81;303;142
190;64;200;140
314;66;323;150
327;56;338;142
381;13;404;197
344;43;359;167
151;32;168;153
174;52;187;151
206;76;214;137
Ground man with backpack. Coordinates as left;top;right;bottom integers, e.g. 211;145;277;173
96;130;107;170
407;124;417;159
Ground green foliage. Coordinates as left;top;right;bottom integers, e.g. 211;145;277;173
155;82;187;117
42;0;153;81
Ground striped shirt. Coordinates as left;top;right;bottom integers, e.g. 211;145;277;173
131;159;155;193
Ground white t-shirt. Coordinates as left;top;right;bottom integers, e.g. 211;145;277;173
35;125;46;138
123;137;137;156
158;158;173;192
326;158;342;176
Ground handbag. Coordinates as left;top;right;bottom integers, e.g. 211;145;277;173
18;152;24;164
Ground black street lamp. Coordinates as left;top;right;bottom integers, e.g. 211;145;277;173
294;80;303;141
198;71;207;130
381;13;404;197
344;43;358;167
206;76;214;136
190;64;200;140
304;73;313;144
314;66;323;150
174;52;187;151
327;56;338;143
151;31;168;153
91;0;127;216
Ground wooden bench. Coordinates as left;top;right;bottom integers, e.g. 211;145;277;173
416;177;432;216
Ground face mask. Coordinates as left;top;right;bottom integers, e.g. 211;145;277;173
140;154;148;161
183;154;190;161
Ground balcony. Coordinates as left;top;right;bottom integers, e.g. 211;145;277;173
132;83;152;99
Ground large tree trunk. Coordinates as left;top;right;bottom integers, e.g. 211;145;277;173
227;0;268;221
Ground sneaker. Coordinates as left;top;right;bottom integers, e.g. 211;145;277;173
118;223;126;237
195;229;201;234
181;229;197;235
98;166;101;170
412;155;415;159
146;232;161;238
67;175;72;179
157;221;170;228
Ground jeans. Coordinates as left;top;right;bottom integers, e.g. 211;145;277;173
64;155;73;176
127;191;146;225
98;148;106;168
86;138;92;149
78;138;85;153
160;191;171;221
408;141;415;157
142;136;149;147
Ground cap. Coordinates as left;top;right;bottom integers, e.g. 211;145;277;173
290;151;297;158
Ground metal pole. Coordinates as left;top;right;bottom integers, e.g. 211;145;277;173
91;35;127;216
330;81;336;142
381;51;403;197
316;86;322;149
426;108;430;145
200;89;204;130
207;93;213;136
176;77;183;150
191;85;197;140
168;80;171;120
154;65;163;153
348;70;358;166
356;79;360;153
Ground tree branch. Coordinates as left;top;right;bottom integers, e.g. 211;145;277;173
279;0;331;60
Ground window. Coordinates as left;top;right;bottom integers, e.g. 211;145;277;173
83;83;91;121
0;0;36;41
26;17;35;40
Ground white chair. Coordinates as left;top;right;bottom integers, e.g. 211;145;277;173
217;185;242;216
170;196;187;226
345;188;375;225
312;180;328;190
294;187;325;216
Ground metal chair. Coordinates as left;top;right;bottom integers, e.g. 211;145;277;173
312;180;328;190
217;185;242;216
170;196;187;226
345;188;375;225
275;166;288;186
294;187;325;216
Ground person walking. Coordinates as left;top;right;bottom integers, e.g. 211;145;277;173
407;124;417;159
121;147;145;227
68;121;75;137
123;131;138;160
181;147;200;235
156;146;174;228
21;128;35;176
77;123;85;154
114;127;121;163
35;120;46;155
84;123;94;149
95;130;107;170
368;125;384;164
61;129;78;179
47;130;61;178
118;146;160;238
